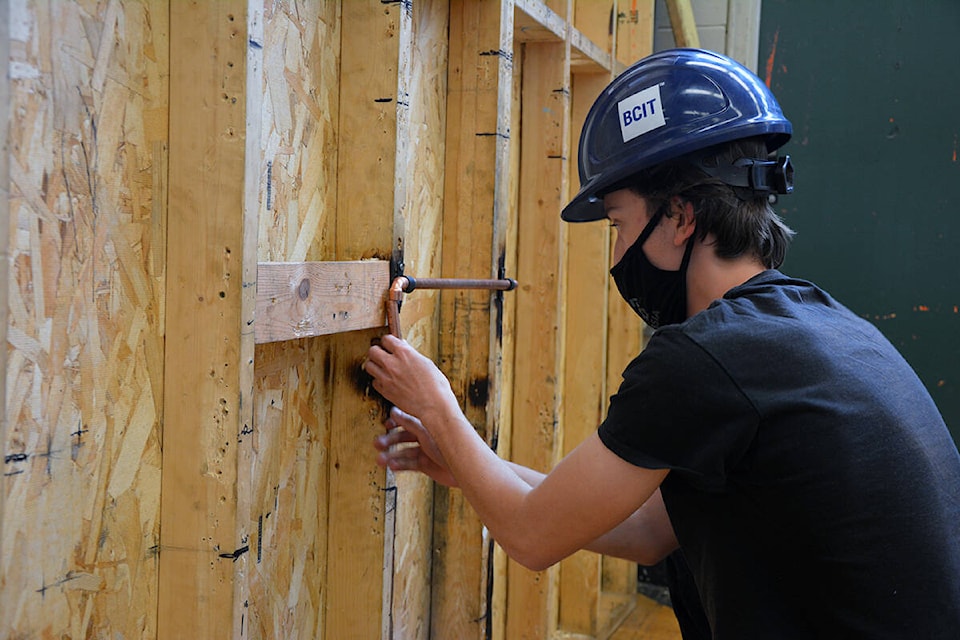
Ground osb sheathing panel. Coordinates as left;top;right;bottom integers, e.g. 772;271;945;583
244;1;446;638
245;18;340;634
0;2;654;639
2;1;168;637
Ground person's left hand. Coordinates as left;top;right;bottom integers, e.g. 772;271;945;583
364;334;458;423
374;407;459;487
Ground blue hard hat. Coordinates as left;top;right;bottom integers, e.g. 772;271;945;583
562;48;793;222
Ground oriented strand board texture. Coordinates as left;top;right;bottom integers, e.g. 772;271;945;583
1;1;168;637
244;3;344;638
241;1;447;638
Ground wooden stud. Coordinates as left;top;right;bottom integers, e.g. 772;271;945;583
324;2;409;637
557;69;613;638
389;1;451;637
491;35;526;640
506;36;571;639
434;1;514;637
159;2;248;637
0;0;10;577
616;0;655;68
665;0;700;48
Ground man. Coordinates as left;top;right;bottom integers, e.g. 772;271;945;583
364;49;960;638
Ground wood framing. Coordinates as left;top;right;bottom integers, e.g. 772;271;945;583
435;1;514;637
557;69;613;638
327;3;407;637
507;33;572;640
665;0;701;48
1;2;659;638
159;2;249;636
0;0;10;573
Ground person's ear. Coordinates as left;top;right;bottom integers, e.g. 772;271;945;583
669;196;696;246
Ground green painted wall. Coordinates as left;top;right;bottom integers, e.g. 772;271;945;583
760;0;960;443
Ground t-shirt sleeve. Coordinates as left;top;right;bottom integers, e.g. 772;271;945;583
598;327;759;490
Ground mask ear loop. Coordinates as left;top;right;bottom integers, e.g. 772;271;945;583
636;203;668;246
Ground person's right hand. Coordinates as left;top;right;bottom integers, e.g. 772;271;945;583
374;407;459;488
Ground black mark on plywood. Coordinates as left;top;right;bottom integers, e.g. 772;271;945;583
265;161;273;210
467;377;490;408
218;545;250;562
352;353;392;418
257;514;263;563
476;131;510;140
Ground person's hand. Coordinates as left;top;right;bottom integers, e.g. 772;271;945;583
374;407;459;487
364;334;458;422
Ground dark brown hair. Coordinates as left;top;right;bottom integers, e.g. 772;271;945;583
626;137;795;269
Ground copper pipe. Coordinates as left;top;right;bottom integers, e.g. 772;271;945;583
386;275;518;338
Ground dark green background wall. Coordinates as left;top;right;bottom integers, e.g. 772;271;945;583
760;1;959;443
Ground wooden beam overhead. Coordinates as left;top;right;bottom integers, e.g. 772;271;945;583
514;0;567;42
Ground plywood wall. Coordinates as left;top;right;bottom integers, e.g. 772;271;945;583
0;1;655;638
2;0;168;636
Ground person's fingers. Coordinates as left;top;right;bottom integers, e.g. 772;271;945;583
378;334;402;353
377;446;422;472
390;406;424;434
373;429;417;451
362;355;385;379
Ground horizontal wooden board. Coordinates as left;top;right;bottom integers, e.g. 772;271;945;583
255;260;390;343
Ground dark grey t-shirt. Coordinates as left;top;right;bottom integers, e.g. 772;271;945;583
599;270;960;639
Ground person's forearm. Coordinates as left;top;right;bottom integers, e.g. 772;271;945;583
504;460;546;487
421;403;547;564
583;489;678;565
421;400;668;571
498;454;678;566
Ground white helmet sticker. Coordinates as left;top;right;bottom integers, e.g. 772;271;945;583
617;84;666;143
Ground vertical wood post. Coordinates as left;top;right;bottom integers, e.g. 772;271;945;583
557;68;614;637
437;1;515;637
325;2;408;637
159;2;251;637
0;0;10;560
390;1;452;638
507;35;571;639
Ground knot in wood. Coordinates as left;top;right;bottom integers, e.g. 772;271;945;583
297;278;311;300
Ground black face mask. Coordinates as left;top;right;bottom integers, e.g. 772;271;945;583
609;208;694;329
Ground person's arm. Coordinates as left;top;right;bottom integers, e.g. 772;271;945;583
365;335;670;571
376;409;678;566
584;488;678;565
